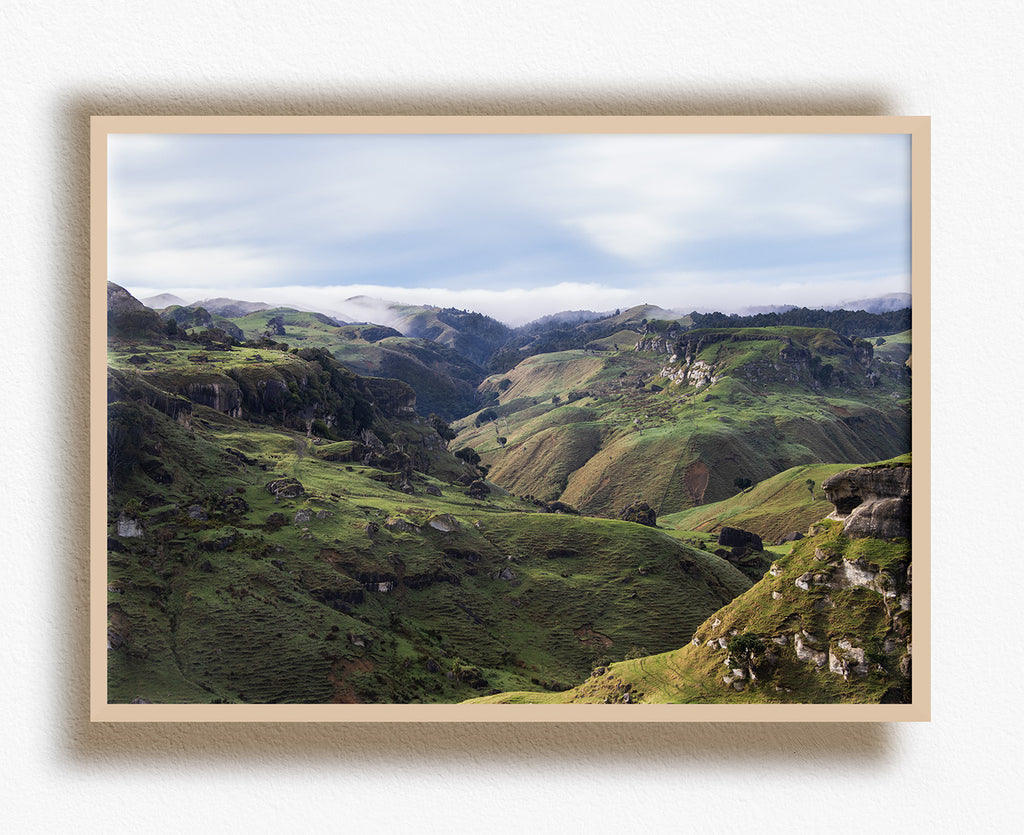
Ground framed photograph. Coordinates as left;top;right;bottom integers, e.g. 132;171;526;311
92;115;928;721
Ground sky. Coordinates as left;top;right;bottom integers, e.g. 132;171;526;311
108;131;912;327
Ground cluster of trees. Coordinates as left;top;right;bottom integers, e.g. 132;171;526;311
688;307;910;338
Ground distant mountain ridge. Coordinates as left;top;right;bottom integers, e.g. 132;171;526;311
139;289;910;331
140;292;188;309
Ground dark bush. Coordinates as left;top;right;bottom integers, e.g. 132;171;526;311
454;447;481;466
264;512;287;532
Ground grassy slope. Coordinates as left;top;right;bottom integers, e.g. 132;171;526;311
455;330;910;518
468;519;912;705
660;462;853;543
107;340;751;704
872;330;912;366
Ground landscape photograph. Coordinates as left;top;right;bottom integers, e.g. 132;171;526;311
98;121;920;712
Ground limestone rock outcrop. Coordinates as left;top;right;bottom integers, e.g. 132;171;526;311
822;463;911;539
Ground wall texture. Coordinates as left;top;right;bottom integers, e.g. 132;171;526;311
3;1;1021;830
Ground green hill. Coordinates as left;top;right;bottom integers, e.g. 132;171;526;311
455;328;910;518
106;286;752;704
872;330;912;366
468;471;913;705
661;462;852;544
359;300;513;367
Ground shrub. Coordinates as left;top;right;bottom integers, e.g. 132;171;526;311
311;419;333;439
727;632;765;661
264;512;286;531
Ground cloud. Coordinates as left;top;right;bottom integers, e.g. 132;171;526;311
126;260;909;329
109;132;911;317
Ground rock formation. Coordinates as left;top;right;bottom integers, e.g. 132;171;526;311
822;462;911;539
619;500;657;527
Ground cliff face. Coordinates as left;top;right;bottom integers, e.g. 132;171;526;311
633;337;675;355
655;328;907;394
823;463;911;539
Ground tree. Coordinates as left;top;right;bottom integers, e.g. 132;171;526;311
733;477;753;491
429;413;457;444
474;408;498;427
454;447;481;467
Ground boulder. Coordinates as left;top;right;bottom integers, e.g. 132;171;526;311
427;513;460;533
200;529;237;551
467;479;490;499
718;526;763;550
794;632;827;667
618;500;657;527
829;639;869;680
265;477;305;499
384;516;420;534
116;514;143;538
538;500;579;515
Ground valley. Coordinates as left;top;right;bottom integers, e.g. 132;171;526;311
105;284;914;705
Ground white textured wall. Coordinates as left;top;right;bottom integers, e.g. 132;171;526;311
3;2;1021;830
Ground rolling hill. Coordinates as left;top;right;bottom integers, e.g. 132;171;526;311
106;283;914;706
468;459;913;705
106;284;753;704
453;326;910;518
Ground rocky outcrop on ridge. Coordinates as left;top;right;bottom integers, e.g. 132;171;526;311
822;463;911;539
